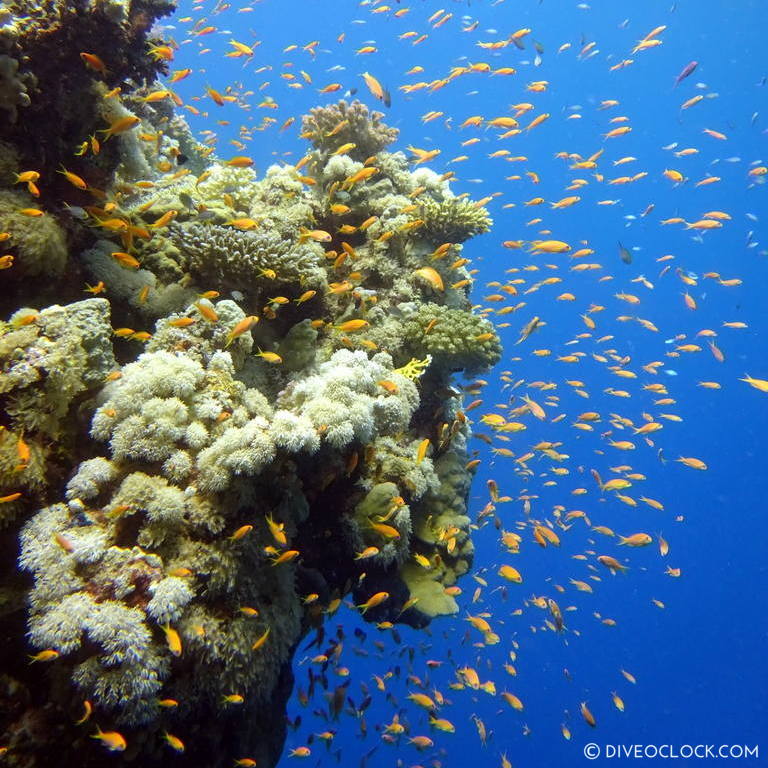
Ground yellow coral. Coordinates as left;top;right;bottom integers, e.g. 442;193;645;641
393;356;431;380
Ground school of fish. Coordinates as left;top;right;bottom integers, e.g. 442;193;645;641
3;0;765;765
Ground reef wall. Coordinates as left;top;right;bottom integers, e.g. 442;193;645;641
0;6;500;765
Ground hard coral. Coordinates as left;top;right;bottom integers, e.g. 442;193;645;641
0;0;175;185
420;196;493;243
0;54;30;123
177;224;326;301
0;299;115;524
402;303;502;374
302;99;399;159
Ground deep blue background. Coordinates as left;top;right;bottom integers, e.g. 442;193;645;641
165;1;767;765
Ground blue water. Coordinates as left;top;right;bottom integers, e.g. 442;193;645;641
166;0;767;764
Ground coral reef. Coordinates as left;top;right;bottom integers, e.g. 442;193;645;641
0;0;175;190
1;61;500;767
0;298;115;526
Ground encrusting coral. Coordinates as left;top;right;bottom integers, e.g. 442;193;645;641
0;25;500;760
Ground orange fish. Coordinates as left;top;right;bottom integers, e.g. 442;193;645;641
100;116;140;140
80;52;108;74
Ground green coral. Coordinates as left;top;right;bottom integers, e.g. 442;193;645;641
402;304;502;373
0;301;111;437
420;197;492;243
